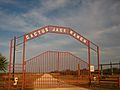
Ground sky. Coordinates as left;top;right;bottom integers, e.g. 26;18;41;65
0;0;120;65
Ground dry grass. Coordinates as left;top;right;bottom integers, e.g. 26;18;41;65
0;73;119;90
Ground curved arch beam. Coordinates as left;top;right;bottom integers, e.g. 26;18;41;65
25;25;89;46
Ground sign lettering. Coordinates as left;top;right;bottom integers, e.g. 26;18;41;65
26;28;49;41
25;26;88;45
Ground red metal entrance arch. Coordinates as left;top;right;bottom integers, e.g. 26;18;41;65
8;25;100;90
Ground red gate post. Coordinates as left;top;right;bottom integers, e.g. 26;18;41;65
22;35;26;90
8;40;13;90
97;46;100;84
88;41;91;86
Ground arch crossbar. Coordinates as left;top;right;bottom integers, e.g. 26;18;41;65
8;25;100;90
25;25;88;46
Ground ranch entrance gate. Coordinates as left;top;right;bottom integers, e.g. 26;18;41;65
8;25;100;90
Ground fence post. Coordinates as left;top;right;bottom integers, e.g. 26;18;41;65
78;64;80;76
100;64;103;76
110;61;113;75
118;77;120;88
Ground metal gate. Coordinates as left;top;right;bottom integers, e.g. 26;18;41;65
25;51;89;88
8;25;100;90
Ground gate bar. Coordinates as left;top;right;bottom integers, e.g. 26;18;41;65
22;35;26;90
58;52;59;72
8;40;13;90
13;36;16;78
88;40;91;86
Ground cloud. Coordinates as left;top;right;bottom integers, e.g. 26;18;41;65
0;11;34;32
40;0;68;12
0;0;120;64
95;24;120;47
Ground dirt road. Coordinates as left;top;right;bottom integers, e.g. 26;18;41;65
34;87;90;90
33;74;118;90
34;74;90;90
